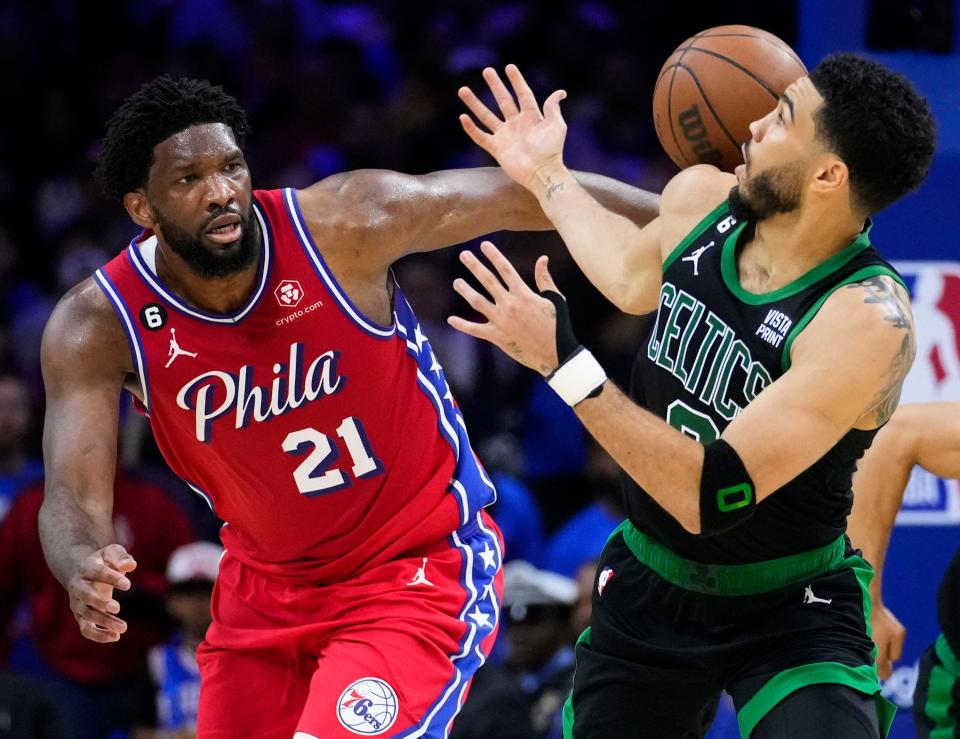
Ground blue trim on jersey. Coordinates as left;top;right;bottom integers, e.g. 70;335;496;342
394;513;502;739
94;269;152;413
126;201;273;324
182;477;218;516
392;290;496;526
282;188;397;339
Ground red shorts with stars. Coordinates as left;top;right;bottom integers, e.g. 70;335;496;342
196;512;503;738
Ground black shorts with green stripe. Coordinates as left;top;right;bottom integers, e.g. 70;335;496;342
914;634;960;737
562;521;896;738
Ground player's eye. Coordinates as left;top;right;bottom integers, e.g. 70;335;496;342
224;162;241;173
178;174;198;184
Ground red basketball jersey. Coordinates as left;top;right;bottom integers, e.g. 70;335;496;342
97;188;496;582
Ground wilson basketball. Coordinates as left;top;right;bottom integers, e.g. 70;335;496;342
653;25;808;172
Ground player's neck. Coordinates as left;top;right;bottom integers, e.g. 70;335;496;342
155;233;262;314
738;205;865;294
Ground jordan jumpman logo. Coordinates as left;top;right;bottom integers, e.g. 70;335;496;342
681;241;715;276
407;557;435;587
802;585;832;605
165;328;198;368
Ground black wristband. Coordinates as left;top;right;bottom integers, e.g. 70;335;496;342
699;439;756;536
540;290;580;363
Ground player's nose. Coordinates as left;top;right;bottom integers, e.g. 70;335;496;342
205;172;235;208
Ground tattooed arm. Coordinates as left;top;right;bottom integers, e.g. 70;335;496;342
458;64;733;315
721;274;915;497
449;239;916;533
851;276;916;425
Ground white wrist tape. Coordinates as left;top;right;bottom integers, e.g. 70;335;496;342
546;347;607;406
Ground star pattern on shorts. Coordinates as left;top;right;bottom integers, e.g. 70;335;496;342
468;605;492;629
478;542;497;571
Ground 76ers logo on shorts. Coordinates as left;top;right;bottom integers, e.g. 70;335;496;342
336;678;399;735
275;279;304;308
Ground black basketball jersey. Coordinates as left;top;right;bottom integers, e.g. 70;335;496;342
627;200;906;563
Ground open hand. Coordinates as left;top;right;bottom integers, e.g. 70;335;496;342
67;543;137;643
448;240;561;376
458;64;569;191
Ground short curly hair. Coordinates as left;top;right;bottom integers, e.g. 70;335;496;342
95;76;250;202
809;53;936;214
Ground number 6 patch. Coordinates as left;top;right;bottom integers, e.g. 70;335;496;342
139;303;168;331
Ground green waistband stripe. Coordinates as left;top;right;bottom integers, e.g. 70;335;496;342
935;633;960;676
620;522;846;596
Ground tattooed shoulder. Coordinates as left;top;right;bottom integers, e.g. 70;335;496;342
847;275;916;424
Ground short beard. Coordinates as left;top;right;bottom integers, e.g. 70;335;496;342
727;162;804;224
155;206;259;279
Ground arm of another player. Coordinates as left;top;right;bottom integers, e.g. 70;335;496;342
847;402;960;678
458;64;731;314
296;164;660;276
39;278;139;643
451;248;915;534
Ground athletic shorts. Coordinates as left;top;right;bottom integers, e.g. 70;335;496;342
196;511;504;739
914;634;960;737
562;521;896;738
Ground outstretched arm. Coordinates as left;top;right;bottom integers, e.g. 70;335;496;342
847;402;960;677
457;65;732;314
449;243;915;534
297;165;659;275
39;279;139;643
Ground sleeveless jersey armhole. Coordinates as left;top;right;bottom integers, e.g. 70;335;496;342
780;265;909;371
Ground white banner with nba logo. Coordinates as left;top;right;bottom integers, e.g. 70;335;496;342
891;261;960;525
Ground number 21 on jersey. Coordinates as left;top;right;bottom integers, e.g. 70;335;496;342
281;416;383;495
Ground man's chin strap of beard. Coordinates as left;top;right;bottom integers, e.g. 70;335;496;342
540;290;607;407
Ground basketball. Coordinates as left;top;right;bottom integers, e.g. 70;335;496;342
652;25;808;172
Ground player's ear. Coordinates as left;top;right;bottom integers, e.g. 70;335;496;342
810;154;847;196
124;190;156;230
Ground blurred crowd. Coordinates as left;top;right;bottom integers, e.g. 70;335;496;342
0;1;799;736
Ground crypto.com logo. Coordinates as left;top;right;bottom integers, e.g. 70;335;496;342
275;279;304;308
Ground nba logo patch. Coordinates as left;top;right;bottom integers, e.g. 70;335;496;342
336;677;399;735
598;567;615;596
892;261;960;525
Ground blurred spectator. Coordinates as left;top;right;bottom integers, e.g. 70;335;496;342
0;374;42;525
488;470;545;567
571;559;598;636
502;560;579;739
0;467;195;739
542;442;625;579
134;541;223;739
0;671;67;738
448;660;533;739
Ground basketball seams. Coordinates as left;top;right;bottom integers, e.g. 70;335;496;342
675;62;741;150
682;46;784;101
696;32;806;70
654;27;806;172
666;41;699;168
